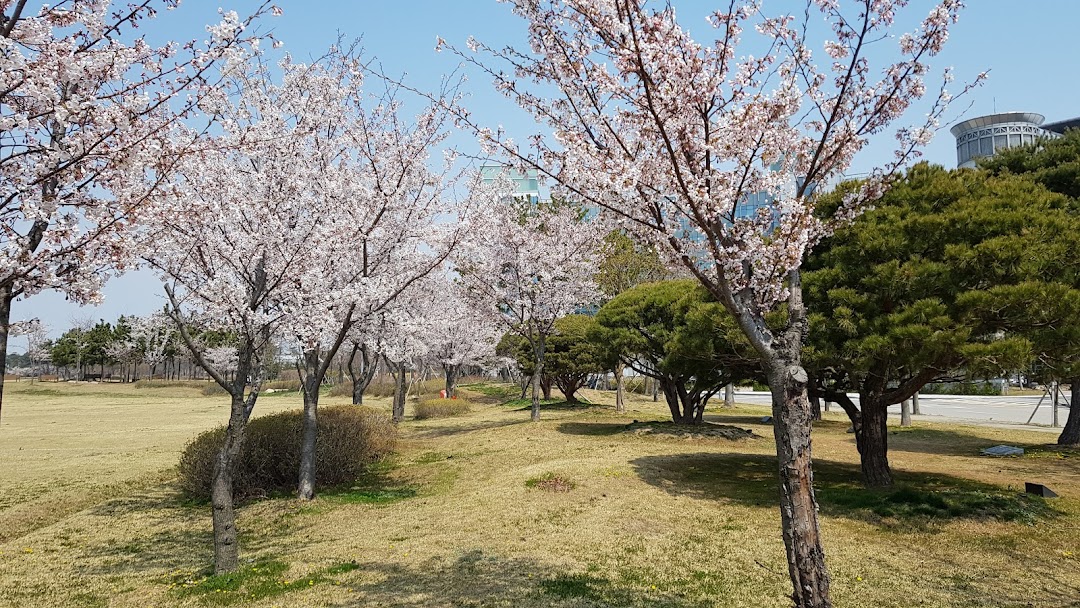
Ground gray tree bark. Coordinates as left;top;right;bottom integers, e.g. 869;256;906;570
724;382;734;408
900;399;911;427
911;391;920;415
614;361;626;413
444;363;459;398
297;350;321;501
765;358;832;607
210;392;249;572
530;334;545;421
346;343;378;405
0;285;11;424
392;360;407;423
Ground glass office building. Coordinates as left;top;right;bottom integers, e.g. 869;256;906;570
479;164;540;203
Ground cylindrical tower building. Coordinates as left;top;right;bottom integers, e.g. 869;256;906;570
949;112;1055;168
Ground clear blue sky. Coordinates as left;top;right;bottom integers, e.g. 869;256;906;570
18;0;1080;345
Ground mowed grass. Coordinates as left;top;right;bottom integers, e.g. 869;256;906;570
0;381;1078;607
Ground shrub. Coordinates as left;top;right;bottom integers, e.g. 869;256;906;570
177;406;396;501
329;382;352;397
135;379;202;389
922;382;1002;396
263;379;301;392
414;398;471;419
201;383;228;396
365;377;446;399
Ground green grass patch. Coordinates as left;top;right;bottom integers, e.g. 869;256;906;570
414;451;452;464
820;484;1055;524
324;486;418;505
539;573;606;600
459;382;518;400
166;559;359;605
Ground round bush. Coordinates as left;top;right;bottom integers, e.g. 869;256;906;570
177;405;396;501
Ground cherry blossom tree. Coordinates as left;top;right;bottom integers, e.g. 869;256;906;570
458;178;602;421
10;318;48;376
426;277;500;398
268;49;465;502
372;290;439;423
342;336;380;405
441;2;975;604
127;312;171;380
147;46;468;569
0;0;277;421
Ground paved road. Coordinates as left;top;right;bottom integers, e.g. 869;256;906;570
732;390;1072;430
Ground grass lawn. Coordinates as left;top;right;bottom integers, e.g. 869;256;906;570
0;380;1077;607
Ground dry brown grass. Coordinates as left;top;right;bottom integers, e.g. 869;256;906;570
0;382;1078;607
414;398;471;420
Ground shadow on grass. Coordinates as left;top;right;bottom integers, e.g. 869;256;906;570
506;399;599;411
409;418;529;439
884;426;1057;458
334;549;714;608
556;421;628;436
631;452;1060;528
320;474;418;506
556;420;759;441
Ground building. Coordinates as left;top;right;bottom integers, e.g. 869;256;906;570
950;111;1080;169
479;164;540;203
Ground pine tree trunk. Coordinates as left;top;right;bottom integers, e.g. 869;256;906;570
0;285;12;424
659;379;681;422
651;376;659;402
911;392;920;415
856;399;894;487
540;375;552;400
724;382;734;408
614;361;626;413
1058;378;1080;446
392;361;407;423
211;392;249;573
766;359;832;608
900;399;911;427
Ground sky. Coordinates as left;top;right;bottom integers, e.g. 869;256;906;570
16;0;1080;346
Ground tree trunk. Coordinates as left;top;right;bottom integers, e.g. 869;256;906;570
0;286;12;424
530;335;545;421
297;355;321;501
1058;378;1080;446
855;398;893;487
614;361;626;413
347;343;378;405
911;391;920;415
540;375;553;400
444;363;458;398
392;360;407;423
900;399;911;427
766;360;832;608
560;377;582;403
651;376;659;402
724;382;734;408
659;378;681;423
211;392;249;573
